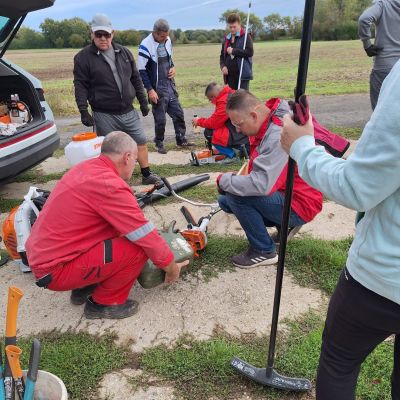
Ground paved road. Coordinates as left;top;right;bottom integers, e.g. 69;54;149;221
55;93;371;148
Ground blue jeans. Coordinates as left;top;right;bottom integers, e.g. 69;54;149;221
218;192;305;253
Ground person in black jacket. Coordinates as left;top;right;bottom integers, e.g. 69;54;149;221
220;13;254;90
73;13;161;185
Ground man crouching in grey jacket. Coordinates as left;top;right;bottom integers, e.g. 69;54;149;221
216;90;323;269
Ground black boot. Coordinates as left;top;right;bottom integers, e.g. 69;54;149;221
84;297;139;319
70;284;97;305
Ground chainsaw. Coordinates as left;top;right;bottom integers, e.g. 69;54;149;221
161;177;221;256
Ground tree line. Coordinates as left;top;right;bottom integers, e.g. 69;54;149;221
10;0;373;50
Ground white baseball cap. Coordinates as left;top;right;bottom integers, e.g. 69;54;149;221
91;13;113;33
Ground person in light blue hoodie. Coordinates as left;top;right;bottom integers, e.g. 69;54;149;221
280;60;400;399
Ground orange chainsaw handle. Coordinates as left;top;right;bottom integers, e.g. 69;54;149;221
5;286;24;338
5;345;23;379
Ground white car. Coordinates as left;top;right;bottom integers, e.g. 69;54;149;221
0;0;59;184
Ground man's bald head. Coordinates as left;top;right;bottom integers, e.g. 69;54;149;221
101;131;137;155
101;131;138;181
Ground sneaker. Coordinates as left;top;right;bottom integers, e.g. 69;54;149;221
157;145;167;154
231;248;278;269
142;172;162;185
272;226;302;244
70;284;97;305
177;140;194;147
84;297;139;319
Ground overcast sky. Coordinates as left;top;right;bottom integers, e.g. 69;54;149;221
25;0;305;31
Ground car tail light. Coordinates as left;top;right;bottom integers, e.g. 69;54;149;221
36;88;45;101
1;207;20;260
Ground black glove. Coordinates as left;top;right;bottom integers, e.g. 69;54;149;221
80;110;94;127
140;104;150;117
365;44;383;57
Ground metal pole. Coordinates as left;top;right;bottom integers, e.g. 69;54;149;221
266;0;316;375
237;1;252;89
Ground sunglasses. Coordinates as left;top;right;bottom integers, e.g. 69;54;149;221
94;31;112;39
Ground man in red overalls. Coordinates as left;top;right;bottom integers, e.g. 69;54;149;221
217;90;323;268
26;131;186;319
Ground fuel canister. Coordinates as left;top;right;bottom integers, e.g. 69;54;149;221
137;222;194;289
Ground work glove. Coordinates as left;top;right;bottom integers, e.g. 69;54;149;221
140;104;150;117
365;44;383;57
80;110;94;127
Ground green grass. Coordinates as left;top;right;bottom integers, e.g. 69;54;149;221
146;138;206;152
13;170;66;184
188;235;247;281
130;161;241;185
0;197;23;213
15;331;132;400
329;126;363;140
185;235;352;289
5;40;372;117
52;148;65;158
155;184;218;206
139;311;393;400
286;236;352;295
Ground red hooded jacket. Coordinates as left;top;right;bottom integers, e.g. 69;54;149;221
197;85;235;147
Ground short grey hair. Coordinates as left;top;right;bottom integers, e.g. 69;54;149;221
101;131;137;155
153;19;170;33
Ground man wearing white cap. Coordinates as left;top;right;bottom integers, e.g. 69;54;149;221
73;14;161;185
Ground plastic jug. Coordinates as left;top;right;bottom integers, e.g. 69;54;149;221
65;132;104;167
137;222;194;289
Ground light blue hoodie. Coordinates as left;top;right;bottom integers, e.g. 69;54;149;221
290;60;400;305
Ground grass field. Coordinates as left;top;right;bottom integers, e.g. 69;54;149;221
4;40;372;117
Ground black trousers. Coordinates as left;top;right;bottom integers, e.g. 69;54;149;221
152;82;186;145
316;268;400;399
226;74;249;91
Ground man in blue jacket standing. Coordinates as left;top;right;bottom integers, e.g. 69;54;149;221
358;0;400;109
138;19;193;154
281;61;400;399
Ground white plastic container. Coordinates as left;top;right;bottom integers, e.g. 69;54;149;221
22;370;68;400
65;132;104;167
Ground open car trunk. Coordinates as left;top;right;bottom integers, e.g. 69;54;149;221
0;61;47;144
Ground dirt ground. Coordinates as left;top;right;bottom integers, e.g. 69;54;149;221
0;94;368;399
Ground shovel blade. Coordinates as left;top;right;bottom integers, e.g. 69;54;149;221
231;357;311;392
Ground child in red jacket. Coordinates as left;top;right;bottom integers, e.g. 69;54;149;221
192;82;249;158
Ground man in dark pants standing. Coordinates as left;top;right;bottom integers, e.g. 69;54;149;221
73;14;161;185
220;13;254;90
281;59;400;399
358;0;400;109
138;19;193;154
